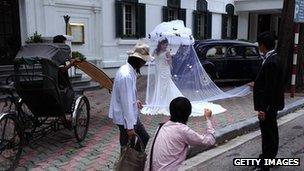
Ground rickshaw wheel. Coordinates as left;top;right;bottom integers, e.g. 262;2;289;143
73;96;90;142
18;100;34;129
0;113;23;170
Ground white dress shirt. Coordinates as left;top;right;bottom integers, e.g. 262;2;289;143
109;63;139;129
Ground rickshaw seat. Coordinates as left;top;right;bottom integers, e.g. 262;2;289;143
15;77;65;117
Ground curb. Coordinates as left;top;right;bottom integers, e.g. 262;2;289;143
186;97;304;158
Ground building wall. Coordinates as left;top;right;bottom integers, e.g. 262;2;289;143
18;0;282;70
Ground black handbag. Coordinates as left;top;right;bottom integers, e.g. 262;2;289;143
115;134;147;171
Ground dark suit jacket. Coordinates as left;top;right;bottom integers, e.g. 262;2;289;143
253;51;285;113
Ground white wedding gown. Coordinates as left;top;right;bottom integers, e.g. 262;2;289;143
141;51;226;116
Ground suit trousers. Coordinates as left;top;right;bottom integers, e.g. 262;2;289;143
117;119;150;152
258;110;279;170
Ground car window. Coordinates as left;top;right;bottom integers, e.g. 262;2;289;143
226;46;242;58
206;46;226;59
244;47;259;58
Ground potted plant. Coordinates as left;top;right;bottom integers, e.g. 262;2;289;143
72;51;86;61
26;31;43;43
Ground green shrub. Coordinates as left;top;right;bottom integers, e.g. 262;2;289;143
72;51;86;61
26;31;43;43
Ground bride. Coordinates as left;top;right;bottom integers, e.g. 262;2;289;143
141;39;227;116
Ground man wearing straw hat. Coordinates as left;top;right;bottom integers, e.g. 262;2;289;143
109;43;153;152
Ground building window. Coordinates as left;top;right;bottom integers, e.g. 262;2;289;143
197;14;205;38
168;8;179;21
115;0;146;39
193;0;211;39
123;4;136;36
227;16;232;38
163;0;186;24
222;14;238;39
222;4;238;39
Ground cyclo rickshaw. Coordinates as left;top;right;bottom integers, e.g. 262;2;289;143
0;43;90;170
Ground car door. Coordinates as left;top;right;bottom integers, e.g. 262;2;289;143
203;45;226;79
242;46;263;80
225;45;246;79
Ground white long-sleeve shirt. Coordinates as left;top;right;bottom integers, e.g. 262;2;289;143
109;63;139;129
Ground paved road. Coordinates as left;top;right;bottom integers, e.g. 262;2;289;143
10;76;303;170
184;110;304;171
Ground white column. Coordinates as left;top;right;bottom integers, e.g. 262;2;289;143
186;9;193;29
211;13;222;39
24;0;37;37
237;12;249;40
94;7;102;62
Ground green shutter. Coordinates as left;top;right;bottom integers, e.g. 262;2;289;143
231;15;238;39
205;12;212;39
115;1;124;38
136;3;146;38
193;11;198;39
179;8;186;25
163;6;169;22
221;14;228;39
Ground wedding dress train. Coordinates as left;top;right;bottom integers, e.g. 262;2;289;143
141;51;226;116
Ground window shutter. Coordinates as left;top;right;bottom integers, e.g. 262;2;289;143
205;12;212;39
179;8;186;25
163;6;169;22
221;14;228;39
193;11;198;39
115;1;124;38
231;15;238;39
136;3;146;38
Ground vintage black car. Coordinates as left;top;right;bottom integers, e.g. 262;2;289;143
194;40;263;81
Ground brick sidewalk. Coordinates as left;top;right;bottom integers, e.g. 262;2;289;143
14;76;303;170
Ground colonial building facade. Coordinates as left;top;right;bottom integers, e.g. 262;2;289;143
0;0;283;68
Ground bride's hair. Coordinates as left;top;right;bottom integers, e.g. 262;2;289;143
153;38;168;56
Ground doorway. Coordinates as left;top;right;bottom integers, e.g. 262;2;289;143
0;0;21;65
257;14;271;36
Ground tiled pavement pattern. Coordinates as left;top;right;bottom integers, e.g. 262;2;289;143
10;76;303;170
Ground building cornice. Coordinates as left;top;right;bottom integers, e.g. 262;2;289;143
43;0;101;11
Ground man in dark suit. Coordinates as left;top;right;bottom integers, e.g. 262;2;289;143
253;32;285;171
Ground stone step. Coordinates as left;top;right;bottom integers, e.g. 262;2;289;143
71;78;91;87
73;81;100;93
0;66;42;75
0;81;101;102
0;65;14;70
69;74;82;81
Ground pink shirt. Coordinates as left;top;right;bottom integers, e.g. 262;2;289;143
145;120;216;171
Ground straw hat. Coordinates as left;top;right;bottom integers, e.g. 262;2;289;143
127;43;154;62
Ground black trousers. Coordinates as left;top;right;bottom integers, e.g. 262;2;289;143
258;110;279;170
117;119;150;152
